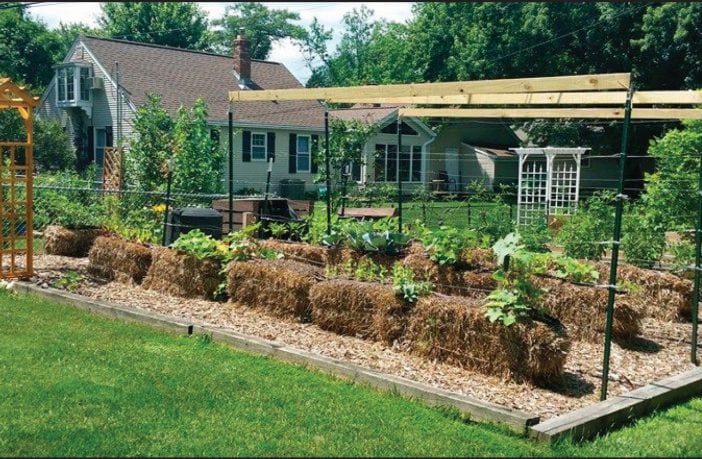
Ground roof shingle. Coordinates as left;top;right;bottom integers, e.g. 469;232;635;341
80;36;325;128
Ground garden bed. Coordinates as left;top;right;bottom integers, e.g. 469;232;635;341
142;247;222;300
24;253;697;421
87;236;152;284
43;225;104;257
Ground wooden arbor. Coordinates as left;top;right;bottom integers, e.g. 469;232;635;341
229;72;702;400
0;78;39;279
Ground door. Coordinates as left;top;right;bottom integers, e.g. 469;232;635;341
445;148;460;191
94;128;106;185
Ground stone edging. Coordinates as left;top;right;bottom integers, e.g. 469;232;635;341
12;282;539;434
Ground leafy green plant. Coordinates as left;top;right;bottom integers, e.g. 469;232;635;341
517;218;551;253
669;239;695;276
419;225;481;266
557;191;615;260
171;229;224;260
53;270;82;292
484;288;532;326
268;222;288;239
392;263;433;303
622;205;666;269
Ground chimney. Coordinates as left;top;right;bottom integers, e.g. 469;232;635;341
233;27;251;88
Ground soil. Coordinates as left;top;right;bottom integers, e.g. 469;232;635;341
17;254;700;420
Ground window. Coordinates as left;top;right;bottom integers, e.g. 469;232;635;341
374;144;422;182
251;132;267;161
56;65;91;103
57;68;66;101
297;135;310;172
79;67;91;101
65;67;75;101
380;121;418;135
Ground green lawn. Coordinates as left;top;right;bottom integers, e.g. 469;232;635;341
1;289;701;457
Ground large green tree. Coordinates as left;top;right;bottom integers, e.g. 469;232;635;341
0;5;62;91
98;2;208;50
209;2;305;59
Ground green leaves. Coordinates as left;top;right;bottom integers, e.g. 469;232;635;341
420;225;480;266
491;232;523;266
485;289;529;326
392;263;433;303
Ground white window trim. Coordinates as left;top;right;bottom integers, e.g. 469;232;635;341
251;132;267;162
296;134;311;173
55;64;92;105
375;144;423;183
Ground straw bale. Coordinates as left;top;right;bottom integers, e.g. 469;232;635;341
401;252;494;298
597;262;692;321
43;225;103;257
259;239;328;266
142;247;222;300
227;259;323;320
405;294;570;382
460;247;498;271
87;236;152;284
309;280;410;344
533;276;641;342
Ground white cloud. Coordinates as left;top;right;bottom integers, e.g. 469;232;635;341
27;1;414;84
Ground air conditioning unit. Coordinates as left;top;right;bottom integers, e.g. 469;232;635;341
90;77;104;90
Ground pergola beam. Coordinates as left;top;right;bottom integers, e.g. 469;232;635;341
229;73;631;102
328;90;702;106
398;107;702;120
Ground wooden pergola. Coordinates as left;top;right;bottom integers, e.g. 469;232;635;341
0;77;39;279
228;72;702;400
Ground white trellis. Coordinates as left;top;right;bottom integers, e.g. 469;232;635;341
512;147;588;226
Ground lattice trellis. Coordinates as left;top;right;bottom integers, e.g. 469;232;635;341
102;147;123;192
513;147;587;226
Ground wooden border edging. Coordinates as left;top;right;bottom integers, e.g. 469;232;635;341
12;282;538;434
529;367;702;443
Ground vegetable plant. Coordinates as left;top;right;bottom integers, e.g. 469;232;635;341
392;263;433;303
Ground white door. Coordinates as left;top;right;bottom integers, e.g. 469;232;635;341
445;148;459;191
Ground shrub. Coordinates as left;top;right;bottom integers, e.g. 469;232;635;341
517;218;551;253
621;205;666;268
33;118;76;171
669;239;695;275
557;191;615;260
418;225;483;266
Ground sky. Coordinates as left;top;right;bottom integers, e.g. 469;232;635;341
26;2;415;84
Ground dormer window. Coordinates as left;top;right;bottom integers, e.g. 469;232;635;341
55;63;92;105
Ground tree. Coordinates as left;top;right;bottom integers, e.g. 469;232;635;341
640;118;702;231
209;2;305;59
124;94;174;191
0;5;63;91
98;2;208;50
33;118;77;171
172;98;223;194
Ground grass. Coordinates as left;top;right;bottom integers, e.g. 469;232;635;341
1;289;701;457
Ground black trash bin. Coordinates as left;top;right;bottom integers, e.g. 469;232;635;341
165;207;223;245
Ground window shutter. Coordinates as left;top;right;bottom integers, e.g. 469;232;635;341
242;130;251;162
267;132;276;162
288;133;297;173
311;134;319;174
105;126;113;147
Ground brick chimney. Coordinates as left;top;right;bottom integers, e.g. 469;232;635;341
233;27;251;88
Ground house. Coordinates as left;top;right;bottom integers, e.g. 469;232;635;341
38;33;524;196
329;106;521;193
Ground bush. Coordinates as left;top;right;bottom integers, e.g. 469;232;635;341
621;205;666;268
34;118;76;171
557;191;615;260
517;218;551;253
669;239;695;276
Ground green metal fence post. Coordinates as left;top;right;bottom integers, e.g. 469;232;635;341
324;111;332;235
691;150;702;365
228;108;234;234
397;117;403;233
601;86;634;401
